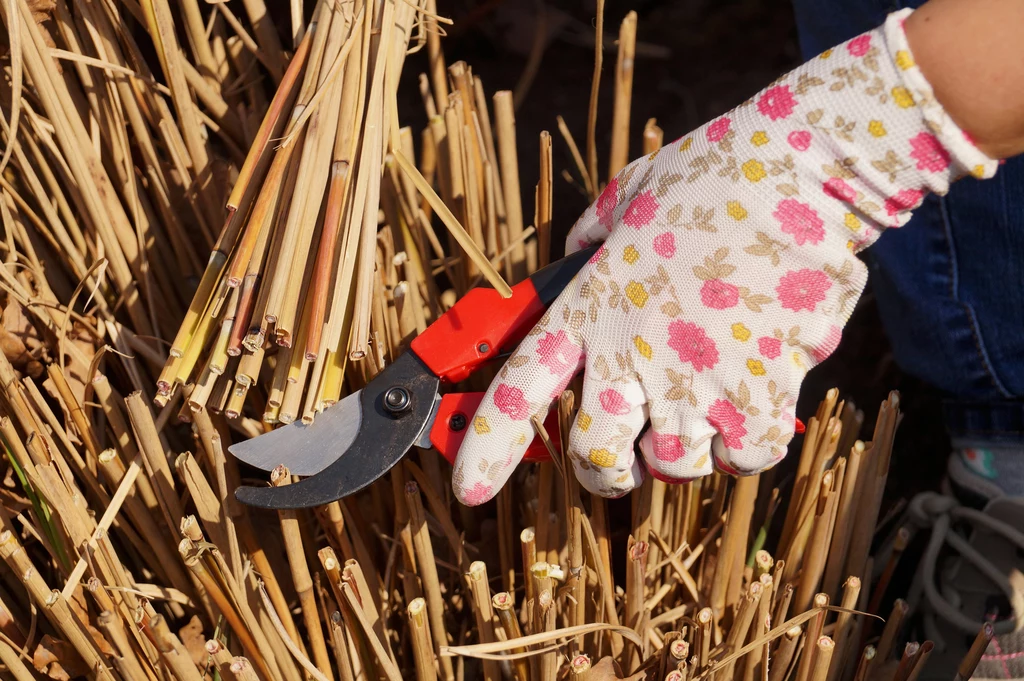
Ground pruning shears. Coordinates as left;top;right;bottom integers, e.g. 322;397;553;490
231;246;599;510
231;244;806;510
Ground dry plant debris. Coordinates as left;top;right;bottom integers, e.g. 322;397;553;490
0;2;992;681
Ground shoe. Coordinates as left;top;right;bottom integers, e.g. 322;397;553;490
902;455;1024;680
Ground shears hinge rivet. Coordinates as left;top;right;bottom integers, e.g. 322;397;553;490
477;343;490;354
383;387;412;414
449;413;467;432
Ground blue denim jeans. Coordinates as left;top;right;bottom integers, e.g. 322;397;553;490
791;0;1024;446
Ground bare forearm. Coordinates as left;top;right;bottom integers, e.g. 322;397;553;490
906;0;1024;159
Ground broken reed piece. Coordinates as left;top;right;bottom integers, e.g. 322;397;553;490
569;653;592;680
521;527;538;608
867;525;911;615
407;598;436;681
494;592;530;681
717;580;762;680
625;536;649;671
794;593;829;681
608;11;637;179
536;130;553;268
891;642;921;681
230;657;262;681
696;607;713;671
809;636;835;681
853;647;877;681
792;470;837;613
745;575;775;680
956;623;995;681
711;473;759;616
406;481;455;681
844;393;900;586
204;639;236;680
826;576;862;681
467;561;501;681
532;587;558;680
905;641;934;681
821;440;866;599
873;598;910;669
271;466;334;681
769;625;804;681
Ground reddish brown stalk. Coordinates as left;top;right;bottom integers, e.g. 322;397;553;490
956;623;995;681
225;144;297;287
229;183;279;354
229;273;259;355
226;25;314;212
305;99;356;361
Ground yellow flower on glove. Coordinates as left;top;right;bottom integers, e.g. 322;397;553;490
732;323;751;342
625;282;649;308
588;449;616;468
727;201;748;220
892;86;914;108
634;336;653;360
742;160;767;182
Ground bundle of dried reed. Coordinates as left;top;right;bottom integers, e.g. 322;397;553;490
0;4;991;681
0;357;985;681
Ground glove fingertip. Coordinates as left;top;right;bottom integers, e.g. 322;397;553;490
453;478;498;506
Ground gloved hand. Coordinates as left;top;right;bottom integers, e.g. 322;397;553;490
452;8;996;505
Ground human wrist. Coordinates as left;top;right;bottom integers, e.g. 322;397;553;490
904;0;1024;160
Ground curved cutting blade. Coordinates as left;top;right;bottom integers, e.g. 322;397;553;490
234;351;440;509
228;390;363;476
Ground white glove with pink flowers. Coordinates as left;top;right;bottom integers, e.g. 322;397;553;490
451;8;997;505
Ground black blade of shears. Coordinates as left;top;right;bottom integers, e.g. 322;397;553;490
234;351;440;509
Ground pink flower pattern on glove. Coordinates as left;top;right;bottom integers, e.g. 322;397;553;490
757;85;798;121
493;384;529;420
758;336;782;359
652;433;685;462
787;130;812;151
823;178;857;203
847;34;872;57
536;330;581;376
777;269;832;312
623;191;658;228
459;482;494;506
708;400;748;450
812;326;844;362
599;389;631;415
653;233;676;258
700;279;740;310
451;8;998;505
908;132;951;172
774;199;825;246
596;178;618;230
706;117;732;142
668;321;720;372
885;188;925;216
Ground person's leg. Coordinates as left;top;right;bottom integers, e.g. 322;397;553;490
792;0;1024;497
791;1;1024;677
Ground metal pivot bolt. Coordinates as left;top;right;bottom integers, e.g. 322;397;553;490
449;413;467;432
477;342;490;354
383;387;411;414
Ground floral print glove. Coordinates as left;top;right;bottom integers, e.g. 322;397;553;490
452;8;997;505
